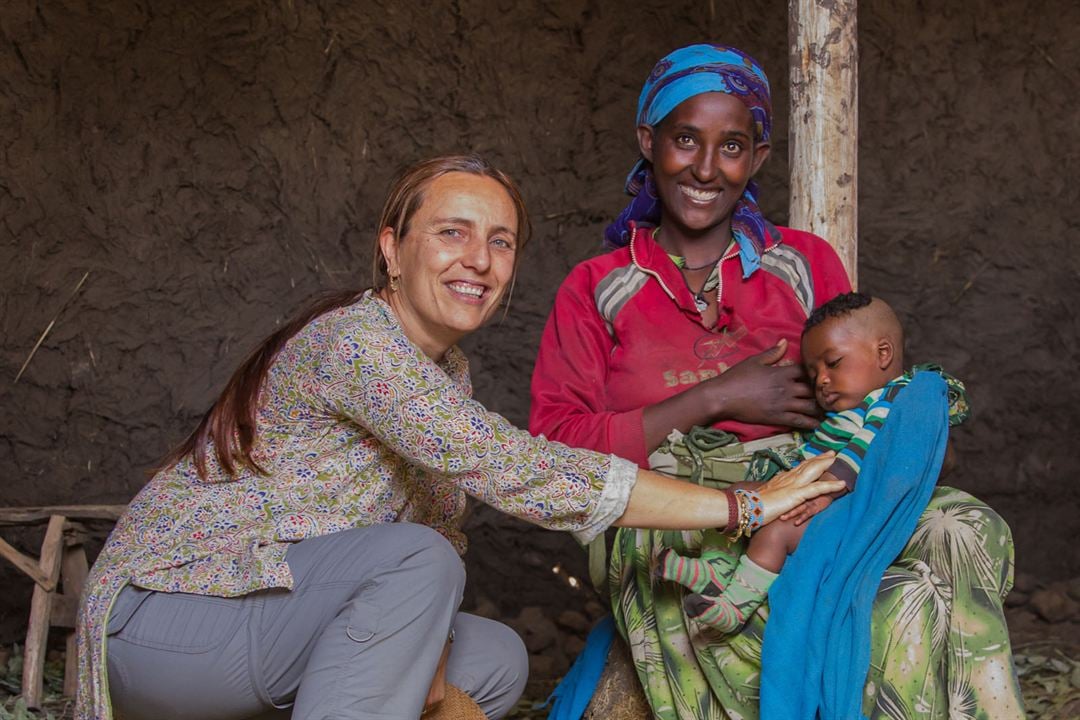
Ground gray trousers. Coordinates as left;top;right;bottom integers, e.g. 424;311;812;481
106;524;528;720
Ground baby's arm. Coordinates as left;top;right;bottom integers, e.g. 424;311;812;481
782;388;895;524
744;512;810;572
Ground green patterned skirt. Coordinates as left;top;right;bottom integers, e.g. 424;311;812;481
608;430;1024;719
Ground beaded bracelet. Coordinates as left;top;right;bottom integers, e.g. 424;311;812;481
742;488;764;533
730;488;766;539
729;490;749;540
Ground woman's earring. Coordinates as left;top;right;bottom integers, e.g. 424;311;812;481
389;274;400;292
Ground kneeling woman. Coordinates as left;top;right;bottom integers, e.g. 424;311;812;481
75;155;842;720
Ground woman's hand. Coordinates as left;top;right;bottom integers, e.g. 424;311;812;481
705;339;820;430
756;453;846;524
642;339;819;452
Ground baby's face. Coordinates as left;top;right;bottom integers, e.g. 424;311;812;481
801;317;894;413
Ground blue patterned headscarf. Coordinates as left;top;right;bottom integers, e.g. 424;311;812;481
604;44;773;278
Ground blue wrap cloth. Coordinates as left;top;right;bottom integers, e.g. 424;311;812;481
760;371;949;719
545;615;616;720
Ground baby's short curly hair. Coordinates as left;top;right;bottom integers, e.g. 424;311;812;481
803;292;873;333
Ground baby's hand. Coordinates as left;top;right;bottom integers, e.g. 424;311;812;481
780;495;833;526
777;470;851;526
778;471;846;526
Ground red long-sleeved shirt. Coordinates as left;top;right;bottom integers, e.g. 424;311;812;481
529;224;852;467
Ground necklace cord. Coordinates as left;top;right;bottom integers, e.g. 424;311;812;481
676;255;724;271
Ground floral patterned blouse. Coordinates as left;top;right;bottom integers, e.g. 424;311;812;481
75;291;638;719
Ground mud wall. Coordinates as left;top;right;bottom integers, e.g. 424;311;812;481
1;0;1077;659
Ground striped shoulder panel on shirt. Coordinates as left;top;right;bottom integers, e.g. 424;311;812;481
833;381;909;478
594;264;649;336
761;244;815;317
800;405;869;460
800;382;895;481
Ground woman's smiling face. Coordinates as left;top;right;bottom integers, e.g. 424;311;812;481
380;172;518;359
637;92;770;245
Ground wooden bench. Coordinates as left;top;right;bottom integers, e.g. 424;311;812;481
0;505;126;707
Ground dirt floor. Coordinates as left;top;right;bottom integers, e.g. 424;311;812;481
1;0;1078;707
1;602;1078;719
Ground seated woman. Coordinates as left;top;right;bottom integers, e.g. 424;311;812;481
74;154;843;720
530;45;1023;719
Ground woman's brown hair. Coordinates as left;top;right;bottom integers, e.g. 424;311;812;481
160;154;531;481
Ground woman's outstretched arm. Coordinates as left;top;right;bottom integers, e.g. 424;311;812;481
614;452;844;530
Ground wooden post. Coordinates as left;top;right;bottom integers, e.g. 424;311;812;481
59;535;90;698
0;507;128;701
22;514;66;708
0;536;55;590
788;0;859;287
0;504;127;525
